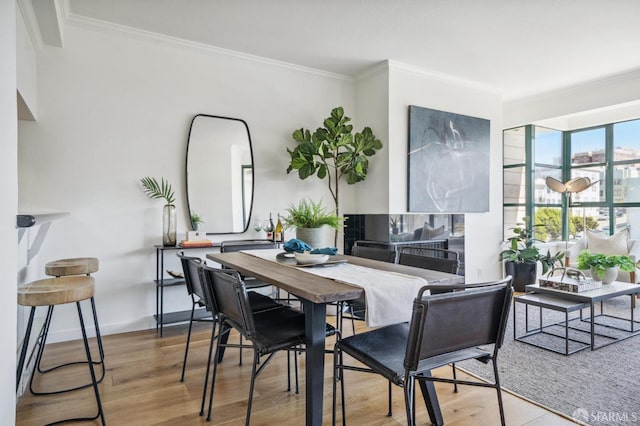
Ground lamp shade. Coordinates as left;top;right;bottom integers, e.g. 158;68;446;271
545;176;596;194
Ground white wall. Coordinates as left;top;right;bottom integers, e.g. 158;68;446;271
16;1;37;120
1;0;18;422
18;21;354;340
351;63;390;214
387;62;504;283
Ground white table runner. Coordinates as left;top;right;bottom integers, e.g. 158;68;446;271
241;249;428;327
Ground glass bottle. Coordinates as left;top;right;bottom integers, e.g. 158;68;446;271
275;214;283;242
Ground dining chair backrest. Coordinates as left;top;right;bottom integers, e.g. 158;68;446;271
201;265;257;339
398;247;460;275
220;239;278;253
403;276;513;372
177;251;206;303
351;244;397;263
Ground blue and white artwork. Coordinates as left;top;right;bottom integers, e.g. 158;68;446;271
408;106;490;213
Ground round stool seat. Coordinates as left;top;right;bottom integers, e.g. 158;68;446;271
45;257;99;277
18;276;95;307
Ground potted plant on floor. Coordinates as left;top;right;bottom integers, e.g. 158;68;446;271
283;198;344;248
576;249;637;284
500;219;564;291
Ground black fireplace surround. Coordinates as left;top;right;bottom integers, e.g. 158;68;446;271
343;213;465;275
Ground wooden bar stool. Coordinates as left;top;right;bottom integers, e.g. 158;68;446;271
27;257;105;396
17;276;106;424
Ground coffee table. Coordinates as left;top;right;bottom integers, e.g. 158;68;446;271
520;282;640;352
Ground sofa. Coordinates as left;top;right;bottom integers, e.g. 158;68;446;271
564;229;640;283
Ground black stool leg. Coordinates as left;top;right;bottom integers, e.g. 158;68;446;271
66;301;106;425
30;297;106;395
34;306;55;374
43;301;106;425
16;307;36;392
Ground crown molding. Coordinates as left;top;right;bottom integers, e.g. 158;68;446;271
387;60;502;95
505;67;640;106
17;0;43;51
65;13;353;82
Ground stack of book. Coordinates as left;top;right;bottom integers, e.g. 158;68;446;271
179;239;213;248
538;275;602;293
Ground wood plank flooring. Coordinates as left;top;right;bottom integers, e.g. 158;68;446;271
16;318;579;425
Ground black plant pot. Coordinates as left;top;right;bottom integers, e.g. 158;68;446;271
504;261;537;292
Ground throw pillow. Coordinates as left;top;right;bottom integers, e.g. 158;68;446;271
586;228;629;256
420;223;445;240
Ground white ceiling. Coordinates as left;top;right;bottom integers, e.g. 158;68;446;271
57;0;640;100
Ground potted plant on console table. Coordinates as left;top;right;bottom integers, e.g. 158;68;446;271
283;198;344;249
500;220;564;292
576;249;637;284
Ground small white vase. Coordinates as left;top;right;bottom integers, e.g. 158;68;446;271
591;266;618;284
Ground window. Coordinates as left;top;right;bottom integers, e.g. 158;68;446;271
503;118;640;241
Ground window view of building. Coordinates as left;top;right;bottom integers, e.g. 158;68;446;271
503;118;640;242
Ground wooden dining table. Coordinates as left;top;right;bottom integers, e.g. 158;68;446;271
206;251;464;426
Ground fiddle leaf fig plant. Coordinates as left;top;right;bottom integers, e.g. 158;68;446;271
286;107;383;217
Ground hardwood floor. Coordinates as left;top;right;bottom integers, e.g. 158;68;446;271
16;318;579;425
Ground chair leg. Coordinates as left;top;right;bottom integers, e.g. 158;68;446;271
403;376;415;426
246;350;260;426
180;302;196;382
493;360;506;426
207;325;228;421
332;344;346;426
452;362;458;393
294;348;300;394
332;345;339;426
388;380;393;416
200;319;217;416
286;351;291;391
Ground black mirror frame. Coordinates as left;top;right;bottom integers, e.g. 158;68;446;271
185;114;254;234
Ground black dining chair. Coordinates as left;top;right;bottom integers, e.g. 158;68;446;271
201;265;339;424
177;252;282;384
332;276;513;426
398;246;460;275
177;252;214;382
219;239;281;293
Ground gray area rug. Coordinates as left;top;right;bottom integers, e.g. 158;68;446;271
458;295;640;426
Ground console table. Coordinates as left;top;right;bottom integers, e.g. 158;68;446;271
154;244;219;336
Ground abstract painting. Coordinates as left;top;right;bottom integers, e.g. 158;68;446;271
408;106;490;213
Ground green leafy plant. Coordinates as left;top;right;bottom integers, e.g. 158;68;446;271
140;176;175;205
190;212;204;230
576;249;636;280
286;107;383;217
283;198;344;230
500;218;564;274
190;213;204;225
